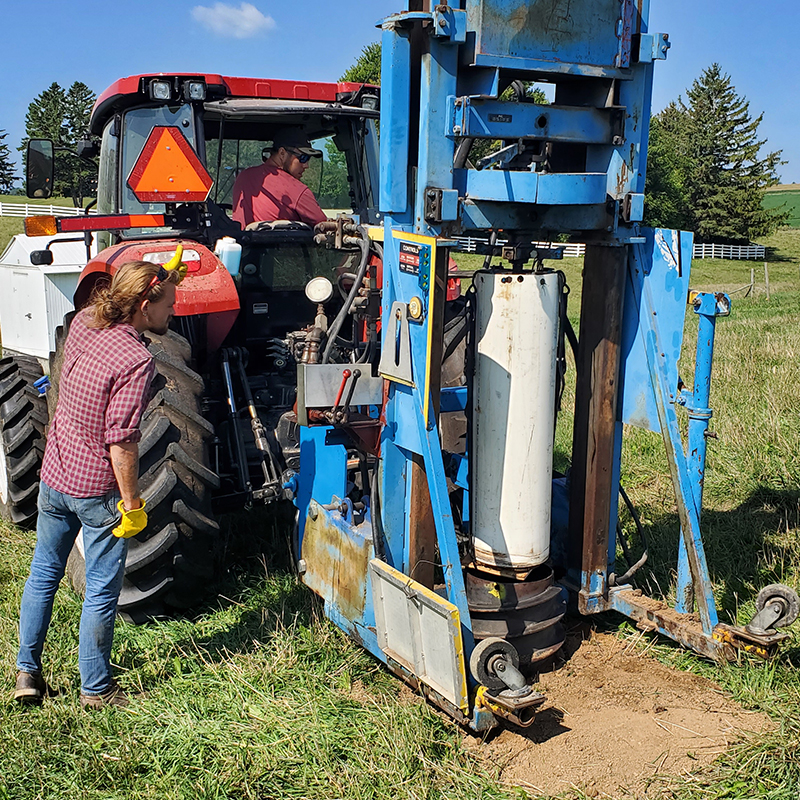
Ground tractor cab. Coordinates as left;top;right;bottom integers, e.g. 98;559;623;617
87;74;380;246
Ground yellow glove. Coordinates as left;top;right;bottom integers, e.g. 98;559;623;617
113;499;148;539
163;244;188;283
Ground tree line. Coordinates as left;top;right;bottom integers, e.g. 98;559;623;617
1;60;788;243
0;81;97;204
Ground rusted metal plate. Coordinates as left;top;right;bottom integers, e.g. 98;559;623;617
609;589;735;661
465;0;633;74
301;501;371;622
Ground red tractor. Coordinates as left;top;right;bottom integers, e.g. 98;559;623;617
5;73;397;621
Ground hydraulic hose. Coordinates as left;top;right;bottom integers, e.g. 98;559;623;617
610;485;649;586
322;226;371;364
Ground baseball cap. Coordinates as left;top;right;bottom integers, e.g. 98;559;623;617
271;128;323;158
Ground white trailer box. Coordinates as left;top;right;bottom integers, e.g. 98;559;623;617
0;233;95;360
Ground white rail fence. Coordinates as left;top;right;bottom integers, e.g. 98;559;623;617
0;202;97;218
0;204;768;261
454;236;766;261
692;242;765;260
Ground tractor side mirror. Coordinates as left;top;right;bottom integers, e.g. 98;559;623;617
27;139;54;199
30;250;54;266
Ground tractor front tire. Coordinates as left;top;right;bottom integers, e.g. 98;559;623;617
58;324;221;622
0;354;47;529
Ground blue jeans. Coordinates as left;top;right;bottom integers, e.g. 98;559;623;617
17;481;125;695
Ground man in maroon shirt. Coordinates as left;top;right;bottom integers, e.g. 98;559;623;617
14;260;180;708
232;127;328;228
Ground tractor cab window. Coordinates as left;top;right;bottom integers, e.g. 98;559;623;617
119;104;196;232
205;133;352;215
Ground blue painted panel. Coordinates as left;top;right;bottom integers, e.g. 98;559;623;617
464;0;635;71
455;169;606;206
620;228;693;433
449;98;617;144
380;24;411;216
297;426;347;541
536;173;608;205
414;36;458;236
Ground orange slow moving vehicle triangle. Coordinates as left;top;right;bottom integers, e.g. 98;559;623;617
127;126;213;203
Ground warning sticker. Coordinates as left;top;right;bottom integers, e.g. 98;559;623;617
399;242;423;275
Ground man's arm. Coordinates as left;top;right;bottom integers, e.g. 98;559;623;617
296;186;328;226
109;442;141;510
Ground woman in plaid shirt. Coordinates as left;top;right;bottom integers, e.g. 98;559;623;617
14;259;181;709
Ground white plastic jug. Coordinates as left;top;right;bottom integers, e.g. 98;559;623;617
214;237;242;277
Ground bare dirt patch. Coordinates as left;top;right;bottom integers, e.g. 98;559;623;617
465;628;772;798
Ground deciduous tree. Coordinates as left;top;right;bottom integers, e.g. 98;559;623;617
340;43;381;85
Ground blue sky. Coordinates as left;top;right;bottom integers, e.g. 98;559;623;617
2;0;798;184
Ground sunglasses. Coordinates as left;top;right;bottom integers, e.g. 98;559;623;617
143;266;169;296
287;148;312;164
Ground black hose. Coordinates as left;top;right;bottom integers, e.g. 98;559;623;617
454;137;474;169
322;227;370;364
610;484;649;586
370;460;387;562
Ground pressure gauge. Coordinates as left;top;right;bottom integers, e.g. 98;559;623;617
408;296;424;320
305;276;333;304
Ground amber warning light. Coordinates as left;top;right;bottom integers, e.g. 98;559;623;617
24;216;58;237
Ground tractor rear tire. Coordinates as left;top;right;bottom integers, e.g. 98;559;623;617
55;322;221;622
0;354;47;529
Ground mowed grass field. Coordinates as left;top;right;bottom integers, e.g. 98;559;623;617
0;217;799;798
0;194;92;258
763;185;800;228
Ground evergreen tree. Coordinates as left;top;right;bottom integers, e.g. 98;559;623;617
341;43;382;85
0;130;18;193
20;81;97;203
64;81;97;205
683;65;785;241
646;65;785;242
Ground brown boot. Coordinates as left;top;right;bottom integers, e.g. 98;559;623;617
79;679;130;710
14;671;49;705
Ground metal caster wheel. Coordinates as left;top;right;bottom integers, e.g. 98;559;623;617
470;637;521;691
746;584;800;634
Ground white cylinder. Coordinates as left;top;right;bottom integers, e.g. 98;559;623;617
471;270;560;571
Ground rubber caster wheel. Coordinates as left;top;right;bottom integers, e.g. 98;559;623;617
754;584;800;629
469;637;520;691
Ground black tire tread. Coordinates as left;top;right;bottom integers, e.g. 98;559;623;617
61;326;220;621
0;353;46;529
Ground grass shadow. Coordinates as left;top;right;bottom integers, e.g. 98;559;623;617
625;485;800;623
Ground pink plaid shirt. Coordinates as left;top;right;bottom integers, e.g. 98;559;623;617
41;308;155;498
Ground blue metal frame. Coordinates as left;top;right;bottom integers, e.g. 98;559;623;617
291;0;757;728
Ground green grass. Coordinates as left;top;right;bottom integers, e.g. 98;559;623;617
2;229;800;799
0;195;95;256
1;515;514;800
763;187;800;228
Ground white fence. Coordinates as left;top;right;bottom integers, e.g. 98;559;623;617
0;202;96;218
692;242;765;260
454;237;586;258
0;202;769;262
455;236;766;261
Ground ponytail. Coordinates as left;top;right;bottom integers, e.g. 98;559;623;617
89;260;180;329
